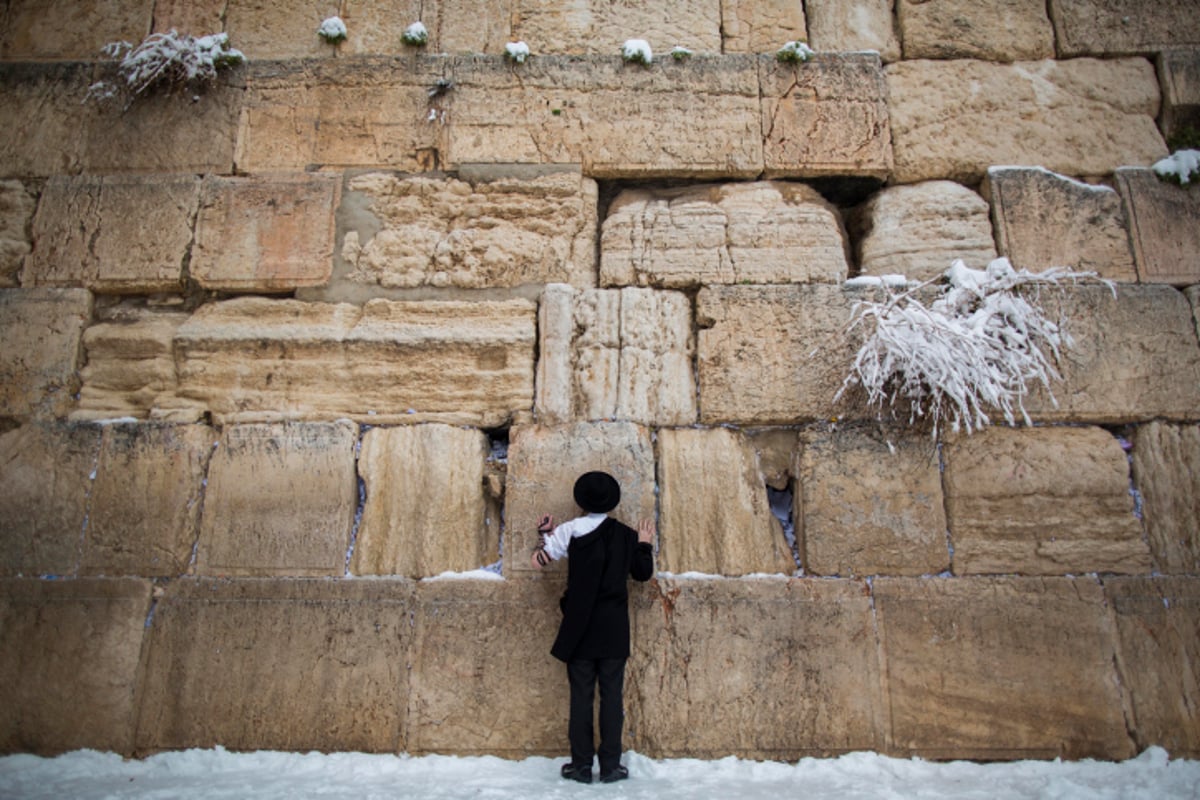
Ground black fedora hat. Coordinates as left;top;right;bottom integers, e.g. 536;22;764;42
573;471;621;514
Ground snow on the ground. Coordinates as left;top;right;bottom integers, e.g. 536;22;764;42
1;747;1198;800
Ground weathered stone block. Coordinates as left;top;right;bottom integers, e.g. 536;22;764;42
81;424;214;577
512;0;722;55
25;175;199;294
721;0;808;54
852;180;996;281
984;167;1136;281
874;577;1134;759
1105;577;1200;758
0;578;151;755
1115;168;1200;286
352;425;496;578
799;427;948;577
1132;422;1200;574
504;421;655;578
897;0;1054;61
135;578;413;752
806;0;900;62
887;58;1167;184
0;180;34;288
0;288;92;420
174;297;536;427
630;577;884;757
225;0;344;60
657;427;796;576
195;421;358;577
943;426;1148;575
0;0;152;60
600;182;849;288
0;423;101;577
1158;49;1200;145
334;170;596;292
151;0;226;35
761;53;893;179
0;63;90;177
191;174;340;292
535;285;696;427
1049;0;1200;57
341;0;511;56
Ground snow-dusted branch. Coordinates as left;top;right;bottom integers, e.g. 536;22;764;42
86;30;244;104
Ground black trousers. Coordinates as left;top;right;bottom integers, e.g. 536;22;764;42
566;656;626;773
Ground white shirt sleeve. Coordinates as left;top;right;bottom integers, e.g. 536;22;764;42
542;512;608;561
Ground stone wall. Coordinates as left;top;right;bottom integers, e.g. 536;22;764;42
1;0;1199;763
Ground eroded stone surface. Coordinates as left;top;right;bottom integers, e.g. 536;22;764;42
1050;0;1200;57
897;0;1054;61
0;180;34;288
0;0;152;60
721;0;807;54
511;0;721;55
1115;168;1200;286
806;0;900;63
1132;422;1200;574
224;0;346;59
342;0;512;56
0;288;92;420
1158;49;1200;145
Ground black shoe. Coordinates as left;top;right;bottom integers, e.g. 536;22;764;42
599;765;629;783
561;763;592;784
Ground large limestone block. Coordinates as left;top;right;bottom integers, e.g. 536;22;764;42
225;0;345;59
761;53;893;179
696;284;860;425
984;167;1136;281
852;180;997;281
806;0;901;63
874;577;1134;759
504;421;655;578
195;421;358;577
151;0;226;35
340;0;512;56
0;423;102;577
657;427;797;576
0;288;92;420
174;297;536;426
897;0;1054;61
352;425;496;578
943;426;1148;575
25;175;199;294
1050;0;1200;57
191;174;340;292
536;285;696;427
135;578;414;753
0;0;152;60
409;578;568;755
886;58;1167;184
798;427;948;577
336;171;597;291
0;578;151;755
630;577;885;758
1105;577;1200;758
446;55;763;178
600;182;849;288
1115;168;1200;286
512;0;721;55
0;180;34;288
81;424;214;577
721;0;807;54
1159;49;1200;145
1132;422;1200;574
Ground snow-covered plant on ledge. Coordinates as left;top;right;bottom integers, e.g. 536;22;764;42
622;39;652;65
670;45;693;61
318;16;348;44
86;30;244;104
776;40;814;63
835;257;1115;438
402;21;429;47
504;41;531;64
1152;149;1200;186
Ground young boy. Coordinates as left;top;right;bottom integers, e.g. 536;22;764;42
530;471;655;784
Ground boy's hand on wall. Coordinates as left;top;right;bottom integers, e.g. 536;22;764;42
637;518;655;544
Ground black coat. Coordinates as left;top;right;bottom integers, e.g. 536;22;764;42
550;517;655;662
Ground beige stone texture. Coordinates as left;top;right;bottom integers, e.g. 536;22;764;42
0;0;152;60
0;180;34;288
806;0;901;63
151;0;227;35
512;0;722;55
195;421;358;577
1050;0;1200;57
984;167;1136;281
696;284;861;425
340;0;512;56
943;426;1148;575
721;0;807;54
81;424;214;577
504;421;655;578
1132;422;1200;575
1158;49;1200;145
409;578;569;755
191;174;340;292
852;180;997;281
799;427;948;577
25;175;199;294
225;0;343;59
886;57;1167;184
446;55;763;178
135;577;413;753
0;578;152;755
1115;168;1200;286
657;427;797;576
352;425;496;578
875;577;1135;759
629;577;885;758
336;171;597;291
761;53;893;179
0;288;92;420
0;423;102;577
535;284;696;427
174;297;536;427
601;182;849;288
897;0;1054;61
1105;577;1200;758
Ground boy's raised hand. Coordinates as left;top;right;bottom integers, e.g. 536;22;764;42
636;518;655;544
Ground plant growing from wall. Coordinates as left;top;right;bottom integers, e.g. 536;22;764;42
1152;149;1200;186
505;41;531;64
776;40;814;63
402;21;429;47
86;30;244;104
622;39;652;66
318;17;348;45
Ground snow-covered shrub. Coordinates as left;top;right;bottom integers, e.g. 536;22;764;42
1153;150;1200;186
318;17;348;44
836;258;1114;437
776;40;814;63
622;39;652;65
504;41;530;64
402;21;429;46
86;30;244;103
670;45;693;61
